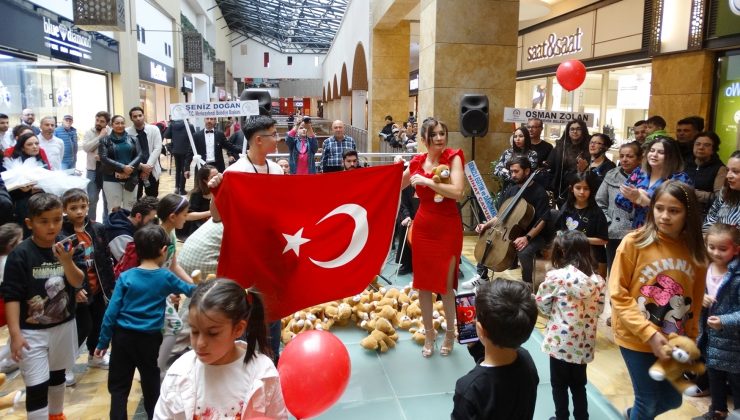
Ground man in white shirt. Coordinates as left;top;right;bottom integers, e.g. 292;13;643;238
0;113;13;151
126;106;162;198
188;117;238;174
83;111;112;222
38;116;65;171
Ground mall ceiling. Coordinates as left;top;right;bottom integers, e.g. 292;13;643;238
216;0;349;54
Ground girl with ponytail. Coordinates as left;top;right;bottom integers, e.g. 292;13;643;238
154;278;287;419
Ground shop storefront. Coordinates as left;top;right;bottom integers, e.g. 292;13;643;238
138;54;175;124
136;0;176;124
707;0;740;160
0;0;118;130
514;0;650;143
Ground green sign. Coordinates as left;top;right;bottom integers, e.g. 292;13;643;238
714;54;740;162
715;0;740;38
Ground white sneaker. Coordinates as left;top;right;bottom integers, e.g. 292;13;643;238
0;358;19;374
460;275;487;290
683;384;710;397
65;370;77;387
88;353;110;369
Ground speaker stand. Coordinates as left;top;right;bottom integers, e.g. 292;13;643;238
460;135;482;231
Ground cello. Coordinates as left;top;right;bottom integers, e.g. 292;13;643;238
474;168;540;272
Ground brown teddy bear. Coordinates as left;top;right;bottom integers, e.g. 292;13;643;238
648;333;706;392
360;329;396;352
0;373;21;410
431;164;451;203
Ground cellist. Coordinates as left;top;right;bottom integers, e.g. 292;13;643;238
462;156;551;290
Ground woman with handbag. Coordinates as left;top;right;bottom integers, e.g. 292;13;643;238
100;115;142;212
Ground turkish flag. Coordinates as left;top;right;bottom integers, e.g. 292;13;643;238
214;164;404;320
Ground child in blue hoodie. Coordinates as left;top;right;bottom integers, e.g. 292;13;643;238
536;230;605;420
95;224;195;420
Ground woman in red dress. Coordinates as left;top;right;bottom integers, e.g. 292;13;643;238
401;118;465;357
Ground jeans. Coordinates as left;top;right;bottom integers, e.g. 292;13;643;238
606;239;622;277
550;357;588;420
86;170;108;224
620;347;682;419
708;367;740;413
75;294;106;356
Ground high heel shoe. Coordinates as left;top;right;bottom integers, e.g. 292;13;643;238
422;329;437;358
440;328;456;356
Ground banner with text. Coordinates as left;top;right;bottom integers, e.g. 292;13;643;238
170;100;259;119
503;107;594;125
464;161;497;221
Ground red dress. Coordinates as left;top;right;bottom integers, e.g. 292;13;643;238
409;148;464;294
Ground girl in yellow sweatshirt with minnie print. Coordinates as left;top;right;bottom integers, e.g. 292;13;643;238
610;181;707;420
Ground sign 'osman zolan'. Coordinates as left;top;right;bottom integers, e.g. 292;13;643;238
170;100;259;119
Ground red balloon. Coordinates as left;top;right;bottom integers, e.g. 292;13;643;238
278;330;351;419
556;60;587;91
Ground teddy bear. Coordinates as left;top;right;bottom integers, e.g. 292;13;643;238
360;329;396;352
406;300;422;319
374;304;398;322
648;333;706;392
360;316;399;352
431;164;451;203
0;373;21;410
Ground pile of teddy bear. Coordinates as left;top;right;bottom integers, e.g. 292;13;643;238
280;284;449;353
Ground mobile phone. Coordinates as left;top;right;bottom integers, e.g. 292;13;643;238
455;292;479;344
59;234;80;251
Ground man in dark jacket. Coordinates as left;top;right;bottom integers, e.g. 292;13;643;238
187;117;240;173
163;119;195;195
685;131;727;216
395;183;419;275
0;171;12;225
105;196;159;262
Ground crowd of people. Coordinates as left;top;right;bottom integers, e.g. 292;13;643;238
453;115;739;420
0;107;738;420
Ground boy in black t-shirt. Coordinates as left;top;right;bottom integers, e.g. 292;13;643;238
452;279;539;420
1;193;85;419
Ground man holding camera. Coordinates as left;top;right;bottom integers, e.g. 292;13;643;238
321;120;356;173
285;116;319;174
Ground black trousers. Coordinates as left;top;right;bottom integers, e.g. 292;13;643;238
173;153;188;192
708;367;740;413
108;327;162;420
136;172;160;199
323;166;344;173
519;236;544;286
75;293;106;355
550;356;588;420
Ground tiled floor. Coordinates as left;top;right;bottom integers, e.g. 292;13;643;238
0;148;713;419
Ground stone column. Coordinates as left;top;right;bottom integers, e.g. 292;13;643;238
369;21;411;152
352;90;368;129
649;50;714;137
417;0;519;178
341;96;352;126
111;0;140;115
